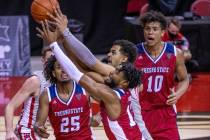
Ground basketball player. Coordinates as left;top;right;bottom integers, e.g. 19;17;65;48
35;22;142;139
134;11;189;139
46;8;153;140
34;55;95;139
4;46;52;140
49;8;189;139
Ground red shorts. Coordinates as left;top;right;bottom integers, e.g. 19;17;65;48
142;107;180;140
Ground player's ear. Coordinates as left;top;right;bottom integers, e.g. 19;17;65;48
161;29;165;37
120;80;129;88
121;57;128;63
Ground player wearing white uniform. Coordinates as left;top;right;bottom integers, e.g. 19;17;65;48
5;47;52;140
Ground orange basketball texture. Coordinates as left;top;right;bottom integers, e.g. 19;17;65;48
31;0;59;23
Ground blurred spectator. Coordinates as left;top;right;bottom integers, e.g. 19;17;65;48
163;17;199;75
148;0;177;16
162;17;192;61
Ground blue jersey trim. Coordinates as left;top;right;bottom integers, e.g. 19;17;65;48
75;83;83;94
136;43;144;54
48;84;56;100
113;88;125;97
165;42;175;54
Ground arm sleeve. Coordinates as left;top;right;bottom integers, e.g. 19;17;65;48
49;42;84;83
130;88;153;140
62;28;97;67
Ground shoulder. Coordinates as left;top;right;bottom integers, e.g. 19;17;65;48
40;88;49;103
135;43;144;50
26;75;40;83
21;76;40;89
175;47;185;64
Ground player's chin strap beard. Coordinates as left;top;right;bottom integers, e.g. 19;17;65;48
57;80;74;95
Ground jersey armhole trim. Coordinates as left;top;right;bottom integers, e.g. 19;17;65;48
173;45;177;56
113;90;121;99
47;88;51;102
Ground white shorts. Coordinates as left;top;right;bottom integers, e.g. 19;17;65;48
15;125;40;140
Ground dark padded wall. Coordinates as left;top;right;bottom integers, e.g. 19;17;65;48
0;0;128;55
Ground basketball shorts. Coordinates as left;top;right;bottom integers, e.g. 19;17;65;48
142;107;180;140
15;125;40;140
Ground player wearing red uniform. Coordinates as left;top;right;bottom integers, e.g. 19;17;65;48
34;56;95;140
101;88;141;140
44;7;152;139
35;20;143;139
134;11;189;139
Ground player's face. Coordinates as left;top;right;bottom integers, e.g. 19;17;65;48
104;65;126;88
53;61;71;83
143;22;164;47
107;45;127;68
168;23;179;36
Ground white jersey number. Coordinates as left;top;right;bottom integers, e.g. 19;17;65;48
147;75;163;93
60;116;80;132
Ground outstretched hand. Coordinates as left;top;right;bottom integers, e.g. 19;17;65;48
166;88;179;105
47;6;68;34
36;20;58;45
34;124;50;138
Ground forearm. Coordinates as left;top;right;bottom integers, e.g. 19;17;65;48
49;42;84;83
62;28;97;68
176;79;189;99
5;104;15;132
62;40;91;72
79;76;102;100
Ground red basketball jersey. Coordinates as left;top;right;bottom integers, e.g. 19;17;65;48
100;88;142;140
135;43;176;110
47;81;94;140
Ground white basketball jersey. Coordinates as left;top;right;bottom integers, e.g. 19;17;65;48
17;70;50;128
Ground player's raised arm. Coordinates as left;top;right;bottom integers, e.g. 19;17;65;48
47;7;115;76
49;41;121;119
37;20;121;120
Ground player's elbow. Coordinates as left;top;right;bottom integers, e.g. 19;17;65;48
107;107;121;120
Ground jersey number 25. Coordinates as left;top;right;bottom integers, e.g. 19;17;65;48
60;116;80;132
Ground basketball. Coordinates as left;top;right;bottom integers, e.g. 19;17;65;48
31;0;59;23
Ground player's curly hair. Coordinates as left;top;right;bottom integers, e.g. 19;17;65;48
119;62;142;88
140;10;167;30
43;55;57;84
113;40;137;63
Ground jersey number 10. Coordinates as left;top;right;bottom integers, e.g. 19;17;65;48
147;75;163;93
60;116;80;132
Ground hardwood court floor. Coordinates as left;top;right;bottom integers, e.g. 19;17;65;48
0;113;210;140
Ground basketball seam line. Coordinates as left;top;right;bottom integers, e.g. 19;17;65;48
33;1;52;13
48;0;54;10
